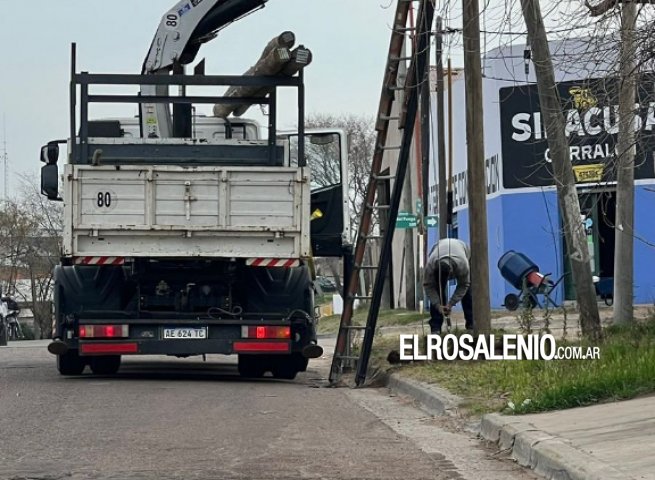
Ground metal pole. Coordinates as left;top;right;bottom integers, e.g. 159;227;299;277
268;88;277;165
70;43;77;163
297;69;306;167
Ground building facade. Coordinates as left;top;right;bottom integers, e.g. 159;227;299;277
427;40;655;307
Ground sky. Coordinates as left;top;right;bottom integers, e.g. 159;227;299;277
0;0;405;196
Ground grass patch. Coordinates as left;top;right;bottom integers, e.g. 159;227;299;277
315;294;334;307
376;316;655;415
317;308;428;335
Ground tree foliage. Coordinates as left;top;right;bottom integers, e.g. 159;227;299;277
0;177;62;338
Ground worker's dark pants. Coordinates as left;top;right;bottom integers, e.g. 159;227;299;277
429;278;474;333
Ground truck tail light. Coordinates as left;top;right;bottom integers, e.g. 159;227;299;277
80;343;138;355
79;324;129;338
233;341;290;353
241;326;291;339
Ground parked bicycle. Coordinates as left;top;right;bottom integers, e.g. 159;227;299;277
1;296;23;342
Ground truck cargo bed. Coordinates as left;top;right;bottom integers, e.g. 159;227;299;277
63;164;310;259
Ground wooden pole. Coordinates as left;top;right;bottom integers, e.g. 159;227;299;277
446;57;454;228
462;0;491;335
436;16;448;240
613;1;637;324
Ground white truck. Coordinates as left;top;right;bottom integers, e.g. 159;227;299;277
42;0;350;379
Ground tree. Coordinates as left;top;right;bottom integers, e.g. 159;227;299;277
0;177;62;339
585;0;638;326
520;0;602;340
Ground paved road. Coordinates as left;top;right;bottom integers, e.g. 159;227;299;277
0;340;535;480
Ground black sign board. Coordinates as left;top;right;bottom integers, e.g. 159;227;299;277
499;76;655;189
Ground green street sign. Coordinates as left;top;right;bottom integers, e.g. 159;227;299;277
425;215;438;228
396;212;418;229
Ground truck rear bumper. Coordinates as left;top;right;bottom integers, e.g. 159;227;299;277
77;338;291;356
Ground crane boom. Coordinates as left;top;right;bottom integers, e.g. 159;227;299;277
140;0;268;138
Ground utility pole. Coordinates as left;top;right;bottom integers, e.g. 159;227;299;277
447;59;454;230
403;168;417;309
419;7;432;311
403;5;418;310
2;115;7;203
614;1;637;324
521;0;601;339
462;0;491;335
435;17;448;240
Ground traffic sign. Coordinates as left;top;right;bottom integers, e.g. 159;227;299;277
425;215;438;228
395;212;418;229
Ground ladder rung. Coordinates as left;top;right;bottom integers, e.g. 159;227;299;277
356;265;379;270
335;355;360;361
339;325;368;330
389;56;413;63
362;235;384;240
388;85;406;91
373;175;395;181
377;144;402;151
351;295;373;300
367;204;390;210
379;115;400;121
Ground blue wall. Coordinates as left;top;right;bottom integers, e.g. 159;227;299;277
428;185;655;308
634;185;655;304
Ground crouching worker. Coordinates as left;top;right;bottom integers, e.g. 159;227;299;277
423;238;474;334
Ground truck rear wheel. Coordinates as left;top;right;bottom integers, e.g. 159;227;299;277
57;350;86;376
89;356;121;375
271;354;307;380
238;355;266;378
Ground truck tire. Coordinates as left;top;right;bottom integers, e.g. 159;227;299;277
271;354;307;380
56;265;127;314
243;265;314;316
89;355;121;375
53;265;131;341
57;350;86;375
238;354;267;378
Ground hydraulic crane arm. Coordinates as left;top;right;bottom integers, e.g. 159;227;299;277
140;0;268;137
143;0;268;74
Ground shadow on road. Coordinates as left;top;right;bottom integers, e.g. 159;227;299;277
58;359;325;386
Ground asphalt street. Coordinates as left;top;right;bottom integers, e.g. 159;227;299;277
0;340;536;480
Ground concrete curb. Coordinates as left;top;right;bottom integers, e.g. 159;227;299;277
383;373;634;480
383;372;462;416
479;413;633;480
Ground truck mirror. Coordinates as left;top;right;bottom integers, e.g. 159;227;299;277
40;142;59;164
41;164;60;200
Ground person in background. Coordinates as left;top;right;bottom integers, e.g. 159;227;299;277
423;238;473;334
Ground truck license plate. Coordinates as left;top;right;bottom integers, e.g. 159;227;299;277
163;327;207;339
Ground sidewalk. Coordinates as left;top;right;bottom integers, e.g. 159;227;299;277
372;305;655;479
481;395;655;480
386;373;655;480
